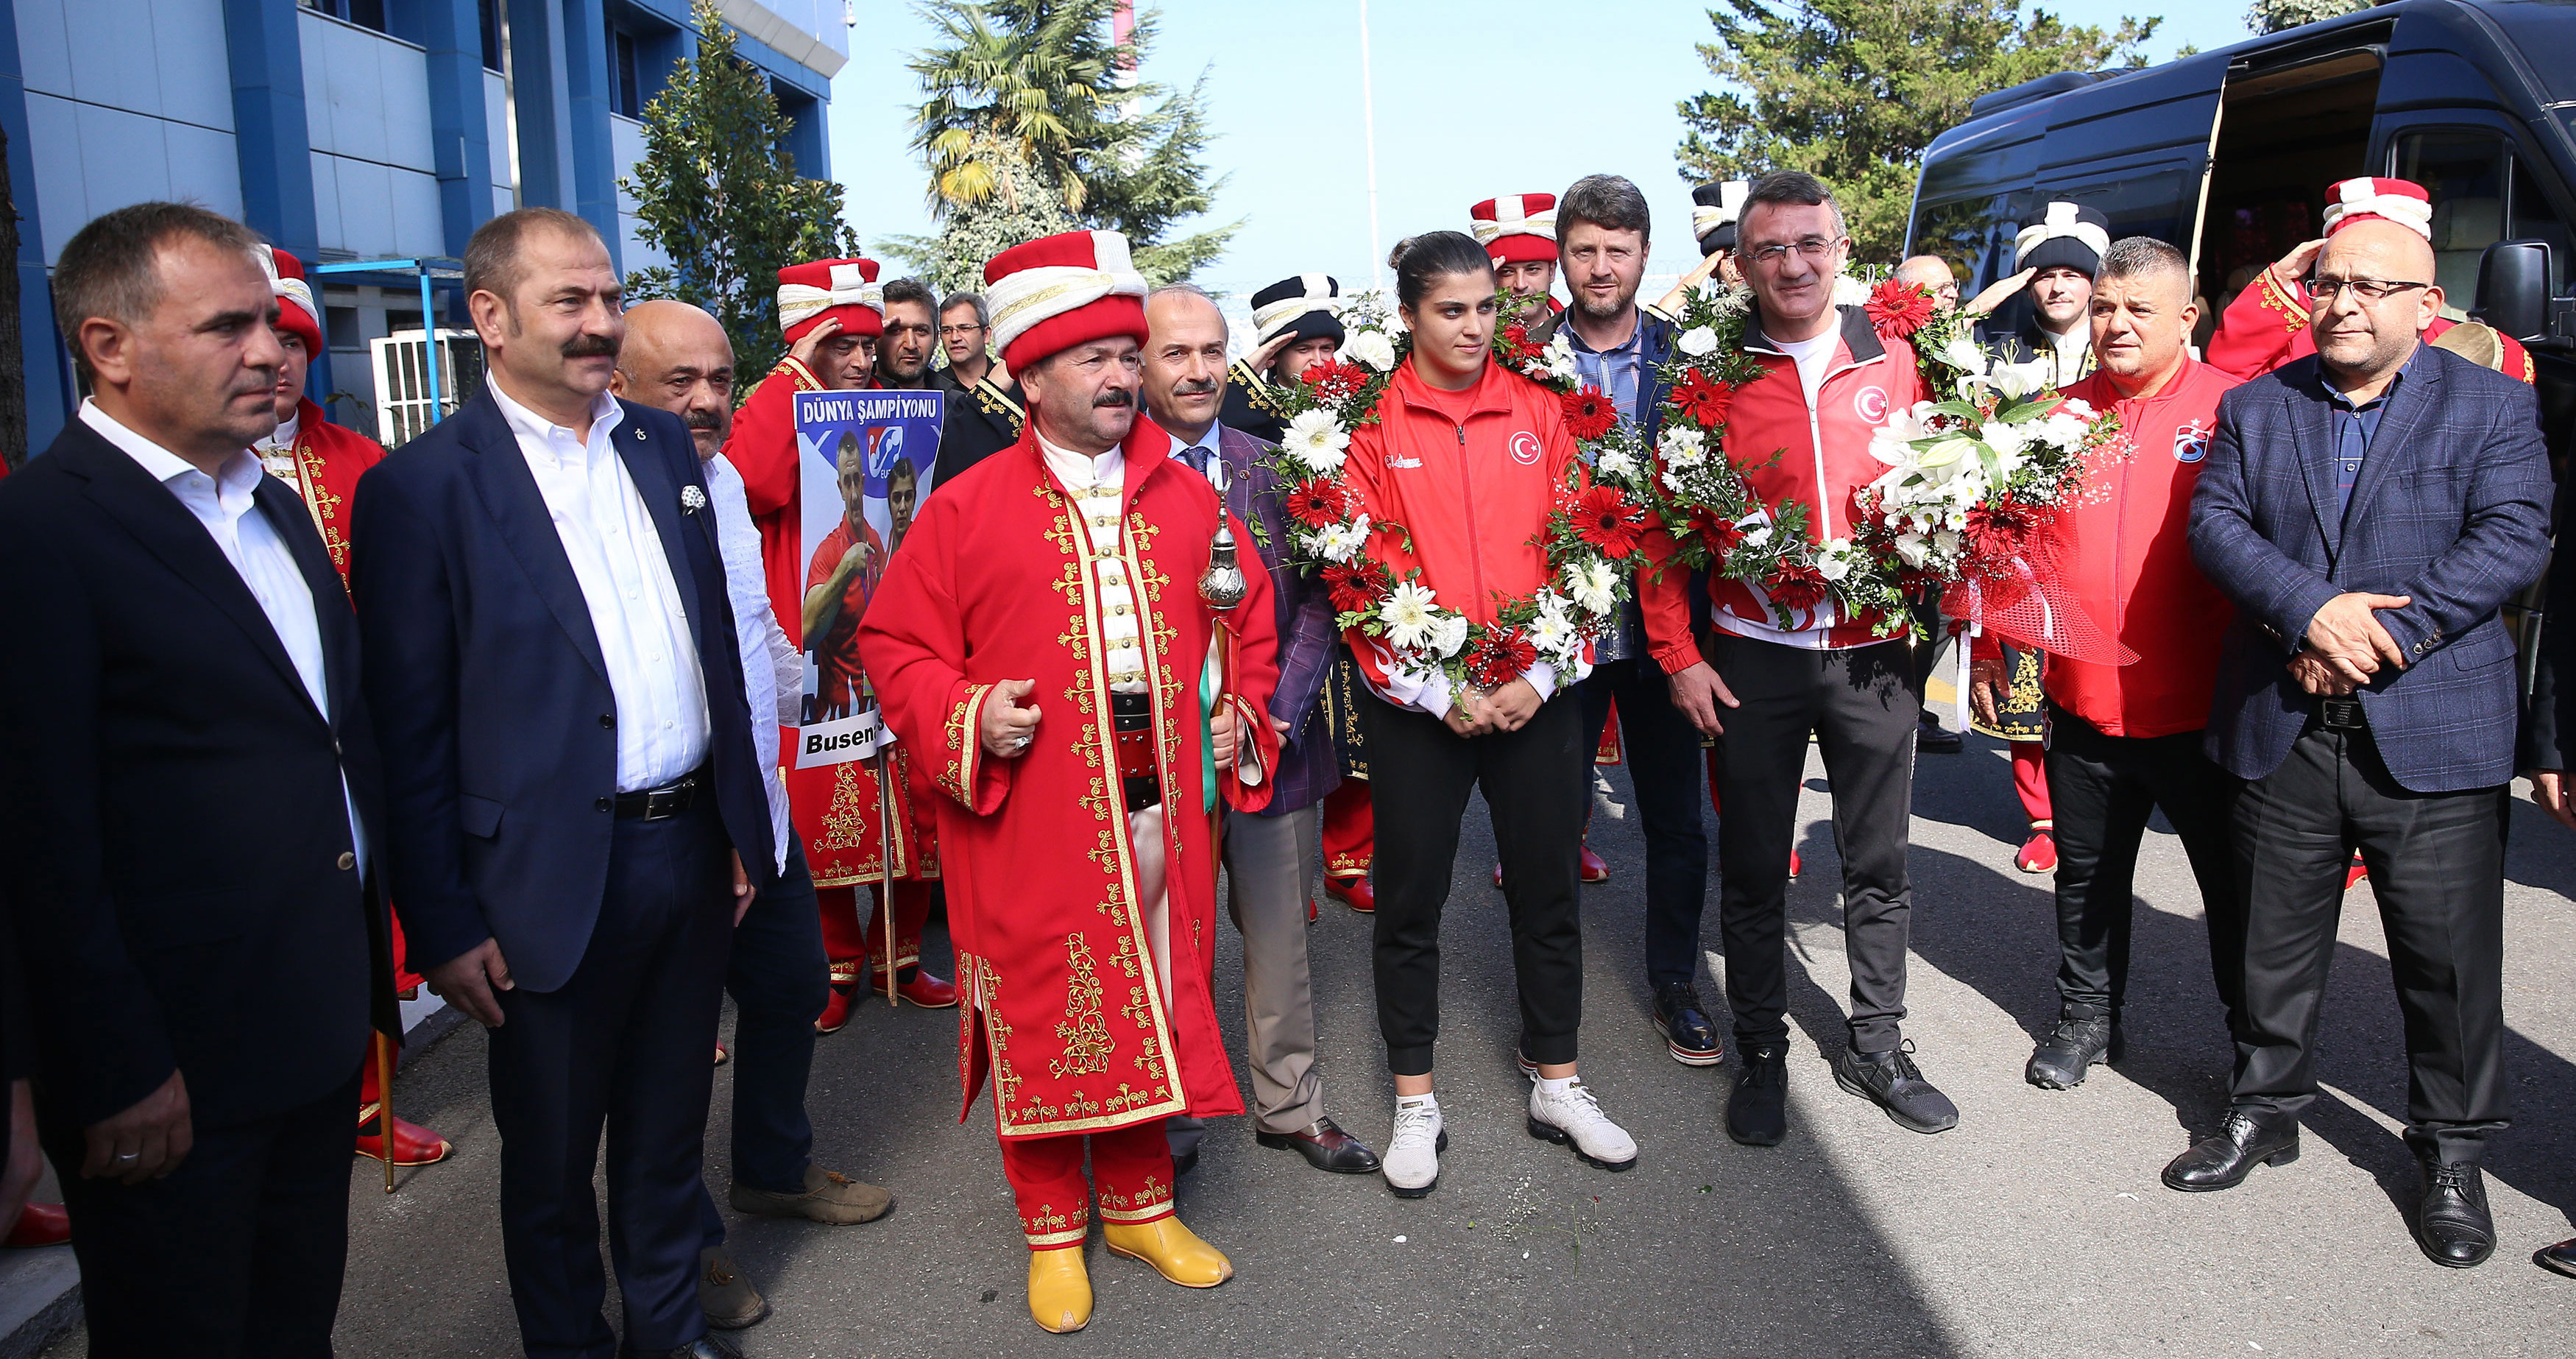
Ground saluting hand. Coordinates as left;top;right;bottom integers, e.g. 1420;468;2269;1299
982;679;1041;759
1963;267;2037;318
788;314;843;373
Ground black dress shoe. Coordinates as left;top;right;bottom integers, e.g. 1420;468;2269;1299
2534;1236;2576;1277
1652;981;1724;1066
1171;1145;1200;1177
1916;717;1963;753
2162;1109;2299;1192
1834;1041;1958;1133
2025;1012;2123;1090
1257;1116;1383;1173
2416;1157;2496;1268
620;1332;746;1359
1727;1045;1788;1146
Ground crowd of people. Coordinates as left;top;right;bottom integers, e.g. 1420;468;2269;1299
0;153;2569;1357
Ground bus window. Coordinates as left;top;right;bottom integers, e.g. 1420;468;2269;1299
2508;158;2572;298
2396;130;2508;320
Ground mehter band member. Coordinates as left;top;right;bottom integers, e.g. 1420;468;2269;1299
1343;231;1639;1199
2176;207;2551;1271
1471;192;1563;311
858;228;1281;1335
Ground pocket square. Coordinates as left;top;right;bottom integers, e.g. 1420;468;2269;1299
682;484;707;514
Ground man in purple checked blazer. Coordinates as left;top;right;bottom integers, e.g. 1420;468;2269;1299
1141;283;1383;1179
2176;213;2551;1271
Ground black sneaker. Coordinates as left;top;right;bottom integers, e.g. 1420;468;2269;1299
2025;1012;2124;1090
1727;1045;1788;1146
1834;1040;1958;1133
1652;981;1724;1066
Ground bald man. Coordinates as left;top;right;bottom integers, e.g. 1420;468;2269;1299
612;303;894;1335
2177;218;2552;1270
1892;255;1958;311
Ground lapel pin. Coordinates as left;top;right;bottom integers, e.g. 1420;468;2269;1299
682;485;707;514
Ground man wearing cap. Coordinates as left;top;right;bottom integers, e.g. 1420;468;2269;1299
2175;200;2551;1271
1222;275;1377;911
252;245;457;1173
723;259;957;1032
929;289;1025;487
2207;177;2537;385
858;228;1282;1335
1647;180;1750;321
1473;193;1563;310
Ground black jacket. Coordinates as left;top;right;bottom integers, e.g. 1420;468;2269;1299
350;391;777;993
929;365;1025;493
0;417;393;1129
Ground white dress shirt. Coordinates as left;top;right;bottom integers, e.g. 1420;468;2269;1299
486;379;710;791
1037;430;1150;693
81;400;368;873
708;453;799;870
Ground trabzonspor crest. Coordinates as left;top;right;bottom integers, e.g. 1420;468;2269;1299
2173;419;2212;464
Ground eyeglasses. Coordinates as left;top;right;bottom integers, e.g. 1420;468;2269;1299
1745;236;1847;266
939;323;986;339
2306;278;2430;301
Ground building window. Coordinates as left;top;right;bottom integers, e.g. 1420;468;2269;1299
302;0;389;32
481;0;504;73
612;27;643;118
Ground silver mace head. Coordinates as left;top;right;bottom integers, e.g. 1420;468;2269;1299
1200;522;1249;611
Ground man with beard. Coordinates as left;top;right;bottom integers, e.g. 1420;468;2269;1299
1472;193;1562;309
1523;174;1716;1067
874;278;938;390
858;228;1281;1334
930;290;1025;486
612;300;892;1333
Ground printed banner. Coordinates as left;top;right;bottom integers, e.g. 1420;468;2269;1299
791;388;944;767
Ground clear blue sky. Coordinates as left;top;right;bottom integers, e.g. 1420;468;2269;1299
825;0;2262;304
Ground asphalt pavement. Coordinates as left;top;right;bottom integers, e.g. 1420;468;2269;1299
35;729;2576;1357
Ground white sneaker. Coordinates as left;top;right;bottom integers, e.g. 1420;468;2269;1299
1383;1096;1446;1199
1527;1078;1638;1171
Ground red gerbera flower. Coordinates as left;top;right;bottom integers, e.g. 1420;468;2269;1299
1571;484;1644;559
1468;628;1539;688
1322;560;1391;615
1496;322;1539;366
1301;359;1367;401
1561;386;1618;442
1285;476;1346;529
1693;509;1746;557
1766;560;1830;613
1864;277;1936;339
1669;370;1735;428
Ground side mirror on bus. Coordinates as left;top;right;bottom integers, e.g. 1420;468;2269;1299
2473;240;2552;342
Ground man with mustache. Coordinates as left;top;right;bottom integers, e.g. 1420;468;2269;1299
857;228;1281;1334
353;207;781;1359
724;259;958;1030
929;289;1026;487
873;278;939;391
611;300;893;1334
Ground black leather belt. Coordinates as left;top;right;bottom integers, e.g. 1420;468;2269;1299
615;768;704;820
1111;692;1161;813
2316;697;2368;732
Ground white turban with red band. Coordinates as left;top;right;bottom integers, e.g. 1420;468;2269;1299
983;230;1150;375
1471;193;1558;266
2321;177;2433;241
255;244;323;355
776;258;885;344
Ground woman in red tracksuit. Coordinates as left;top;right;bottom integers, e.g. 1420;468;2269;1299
1342;231;1638;1199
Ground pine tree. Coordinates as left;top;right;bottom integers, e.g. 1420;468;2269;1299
907;0;1238;284
620;0;856;378
1675;0;2159;262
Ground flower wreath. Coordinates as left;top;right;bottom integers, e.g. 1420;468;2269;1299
1267;294;1653;697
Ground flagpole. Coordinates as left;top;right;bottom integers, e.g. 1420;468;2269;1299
1359;0;1382;294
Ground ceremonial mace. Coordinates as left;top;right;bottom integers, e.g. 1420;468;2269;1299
870;686;900;1007
374;1028;397;1193
1197;458;1250;850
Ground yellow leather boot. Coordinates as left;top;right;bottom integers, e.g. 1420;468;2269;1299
1100;1215;1234;1287
1027;1247;1093;1333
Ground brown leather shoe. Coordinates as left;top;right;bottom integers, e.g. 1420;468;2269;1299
729;1163;893;1224
696;1245;768;1330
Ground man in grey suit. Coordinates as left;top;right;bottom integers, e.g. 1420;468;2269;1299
2175;212;2552;1271
1140;285;1381;1177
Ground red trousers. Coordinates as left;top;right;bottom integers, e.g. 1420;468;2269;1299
1321;779;1373;880
999;1118;1175;1252
2013;742;2052;829
817;879;932;984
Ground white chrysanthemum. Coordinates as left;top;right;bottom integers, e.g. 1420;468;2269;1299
2039;412;2091;449
1677;325;1718;357
1312;513;1370;563
1284;409;1351;472
1893;531;1931;570
1427;614;1471;659
1565;560;1618;615
1527;595;1576;657
1344;330;1398;372
1817;537;1856;583
1379;582;1441;651
1741;523;1772;548
1595;448;1640;481
1659;424;1707;468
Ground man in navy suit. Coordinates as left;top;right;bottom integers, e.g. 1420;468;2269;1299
353;208;777;1359
2176;211;2551;1271
0;202;394;1357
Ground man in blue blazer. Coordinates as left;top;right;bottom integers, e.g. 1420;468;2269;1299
353;209;777;1359
2176;214;2551;1271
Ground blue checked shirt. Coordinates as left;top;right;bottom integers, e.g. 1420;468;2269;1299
2326;344;2418;518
